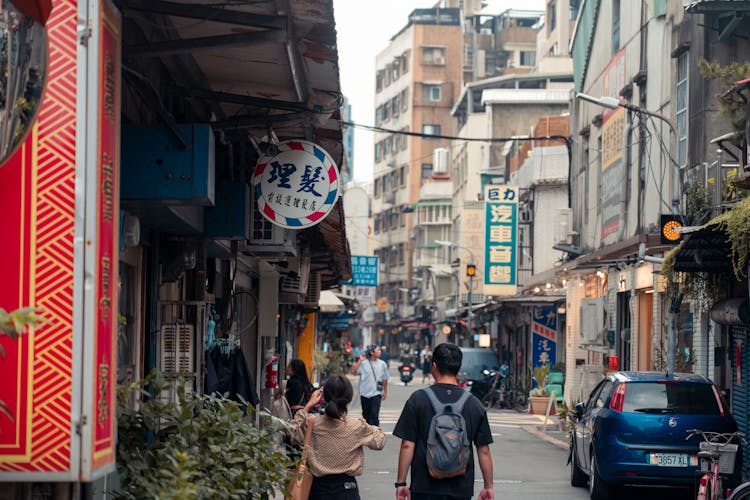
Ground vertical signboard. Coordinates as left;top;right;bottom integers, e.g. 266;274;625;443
0;0;79;479
600;49;626;243
531;305;557;369
600;107;625;242
483;185;518;296
83;0;121;478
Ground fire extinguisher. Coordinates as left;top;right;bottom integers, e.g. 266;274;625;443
265;355;279;389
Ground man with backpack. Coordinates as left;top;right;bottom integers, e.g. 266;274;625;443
393;343;494;500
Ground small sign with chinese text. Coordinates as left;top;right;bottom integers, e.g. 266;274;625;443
532;305;557;370
253;140;340;230
345;255;378;286
483;185;518;296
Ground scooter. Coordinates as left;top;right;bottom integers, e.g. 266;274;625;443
399;363;414;386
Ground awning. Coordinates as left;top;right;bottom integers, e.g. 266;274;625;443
671;221;732;274
318;290;345;313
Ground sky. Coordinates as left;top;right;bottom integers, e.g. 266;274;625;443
333;0;546;183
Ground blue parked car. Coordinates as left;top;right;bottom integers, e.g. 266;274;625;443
569;371;739;499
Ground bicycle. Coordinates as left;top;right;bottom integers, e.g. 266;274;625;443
685;429;743;500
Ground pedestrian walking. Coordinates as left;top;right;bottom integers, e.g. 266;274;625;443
419;344;432;384
393;343;494;500
351;344;389;426
287;375;386;500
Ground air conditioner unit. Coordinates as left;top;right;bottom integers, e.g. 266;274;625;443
159;323;195;401
280;254;311;294
302;272;322;307
554;208;574;245
580;298;605;344
433;148;450;174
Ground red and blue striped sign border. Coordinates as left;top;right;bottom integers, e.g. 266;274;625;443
253;140;339;229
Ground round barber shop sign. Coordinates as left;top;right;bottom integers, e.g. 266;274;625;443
252;140;340;229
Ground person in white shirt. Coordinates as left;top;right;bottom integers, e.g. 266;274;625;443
419;344;432;384
351;344;389;426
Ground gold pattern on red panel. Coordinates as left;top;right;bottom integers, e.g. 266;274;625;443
16;0;76;473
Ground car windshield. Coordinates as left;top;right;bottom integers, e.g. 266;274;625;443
622;382;722;415
459;350;500;381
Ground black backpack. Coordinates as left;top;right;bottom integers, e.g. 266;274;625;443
422;386;472;479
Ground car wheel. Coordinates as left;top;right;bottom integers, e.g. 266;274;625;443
589;452;611;500
570;442;587;487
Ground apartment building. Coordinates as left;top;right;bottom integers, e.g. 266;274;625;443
371;7;463;343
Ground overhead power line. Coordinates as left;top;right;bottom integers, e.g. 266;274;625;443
341;120;571;146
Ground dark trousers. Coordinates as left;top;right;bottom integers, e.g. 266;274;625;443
360;395;382;426
310;473;359;500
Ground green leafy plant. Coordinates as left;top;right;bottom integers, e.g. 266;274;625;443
0;307;46;422
530;363;550;397
115;371;293;499
698;59;750;134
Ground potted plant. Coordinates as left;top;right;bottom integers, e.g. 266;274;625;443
529;363;550;415
555;400;574;432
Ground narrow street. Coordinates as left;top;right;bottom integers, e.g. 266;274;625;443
347;368;693;500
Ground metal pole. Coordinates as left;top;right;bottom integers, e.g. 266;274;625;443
467;274;473;342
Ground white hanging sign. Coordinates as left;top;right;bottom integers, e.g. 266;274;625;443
252;140;340;229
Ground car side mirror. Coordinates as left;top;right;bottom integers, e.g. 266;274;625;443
574;402;585;419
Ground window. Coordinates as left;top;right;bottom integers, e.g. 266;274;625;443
398;243;405;265
376;70;385;92
374;178;381;197
519;51;536;67
422;124;441;137
421;163;433;179
401;51;409;73
392;95;400;117
547;1;556;33
569;0;580;20
382;103;389;122
400;128;409;150
373;215;380;233
400;165;406;187
422;46;446;65
390;170;398;189
382;174;389;193
424;84;442;102
392;59;400;79
401;88;409;112
612;0;620;54
391;135;398;154
676;52;688;168
383;137;390;158
375;143;381;162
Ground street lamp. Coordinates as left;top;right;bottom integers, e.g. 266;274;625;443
575;92;676;136
435;240;477;343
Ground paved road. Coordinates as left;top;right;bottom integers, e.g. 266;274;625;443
347;368;693;499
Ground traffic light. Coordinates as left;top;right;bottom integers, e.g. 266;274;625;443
660;214;683;245
466;264;476;277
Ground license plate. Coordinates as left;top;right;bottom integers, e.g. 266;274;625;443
648;453;691;467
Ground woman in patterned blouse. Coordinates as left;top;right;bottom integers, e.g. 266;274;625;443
288;375;386;499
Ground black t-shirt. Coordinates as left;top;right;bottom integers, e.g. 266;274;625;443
393;383;493;497
285;376;310;414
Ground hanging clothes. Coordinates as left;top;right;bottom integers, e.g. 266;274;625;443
205;344;260;412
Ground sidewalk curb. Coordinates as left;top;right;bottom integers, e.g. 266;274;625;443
523;425;569;450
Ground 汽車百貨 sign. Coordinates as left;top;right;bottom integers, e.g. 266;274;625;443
483;185;518;296
252;140;340;229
